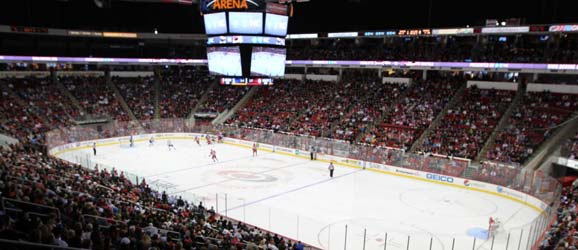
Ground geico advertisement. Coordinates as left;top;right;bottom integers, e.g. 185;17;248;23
426;173;454;183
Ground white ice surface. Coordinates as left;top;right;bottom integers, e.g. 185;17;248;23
58;140;540;250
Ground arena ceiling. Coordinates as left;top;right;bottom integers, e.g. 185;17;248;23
0;0;575;34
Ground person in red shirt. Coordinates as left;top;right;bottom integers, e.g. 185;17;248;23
210;149;218;162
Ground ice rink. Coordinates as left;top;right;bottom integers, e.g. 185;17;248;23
58;139;541;250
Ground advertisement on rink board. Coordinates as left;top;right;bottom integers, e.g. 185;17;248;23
342;159;360;166
275;146;293;154
238;140;253;146
369;162;390;171
394;169;420;176
259;144;274;150
497;186;525;200
426;173;454;183
463;179;487;189
225;138;240;144
100;137;118;143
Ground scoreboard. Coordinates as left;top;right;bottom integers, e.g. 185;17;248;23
201;0;289;84
220;77;274;86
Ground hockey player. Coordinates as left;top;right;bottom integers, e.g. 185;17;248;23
195;136;201;146
217;132;224;143
149;136;155;146
252;143;258;157
210;149;218;162
92;142;97;156
205;134;212;145
129;135;134;147
489;217;501;234
167;140;176;151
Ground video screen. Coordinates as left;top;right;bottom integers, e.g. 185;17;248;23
228;12;263;34
265;13;288;37
207;46;243;76
250;47;286;77
203;12;227;35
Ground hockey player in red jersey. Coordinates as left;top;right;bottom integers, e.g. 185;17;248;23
195;136;201;146
210;148;218;162
205;134;212;145
252;143;258;157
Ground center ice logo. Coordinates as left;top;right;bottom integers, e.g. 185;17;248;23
218;170;278;183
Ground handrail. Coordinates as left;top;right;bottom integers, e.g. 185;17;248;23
2;197;61;219
159;229;181;240
0;238;89;250
82;214;126;225
105;198;169;213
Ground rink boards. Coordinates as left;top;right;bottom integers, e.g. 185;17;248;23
49;132;549;215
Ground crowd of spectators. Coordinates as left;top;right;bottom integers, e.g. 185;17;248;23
364;77;463;149
288;37;473;62
61;76;130;121
115;76;156;120
0;142;309;250
538;185;578;250
0;80;47;144
9;77;79;128
332;79;406;142
419;86;516;159
197;85;250;114
227;80;299;132
285;80;360;138
287;35;578;63
471;161;520;187
486;91;578;164
561;132;578;160
227;79;351;138
159;68;213;119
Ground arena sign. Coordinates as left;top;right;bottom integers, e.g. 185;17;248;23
201;0;265;13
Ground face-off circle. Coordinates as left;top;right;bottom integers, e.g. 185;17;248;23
218;170;278;183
